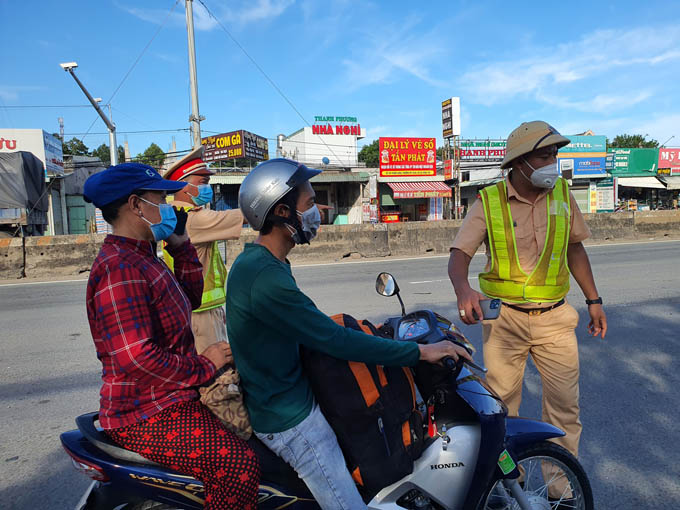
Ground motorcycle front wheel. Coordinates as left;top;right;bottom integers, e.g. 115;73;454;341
477;441;594;510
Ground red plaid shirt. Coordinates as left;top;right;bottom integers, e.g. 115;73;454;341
86;235;216;429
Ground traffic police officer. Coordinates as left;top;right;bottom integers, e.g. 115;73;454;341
449;121;607;464
163;146;244;354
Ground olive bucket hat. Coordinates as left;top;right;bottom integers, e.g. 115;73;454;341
500;121;570;169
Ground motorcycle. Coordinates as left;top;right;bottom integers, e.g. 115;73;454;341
61;272;593;510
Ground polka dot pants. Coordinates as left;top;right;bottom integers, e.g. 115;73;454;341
106;400;260;510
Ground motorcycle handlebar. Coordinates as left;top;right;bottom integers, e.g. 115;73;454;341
443;356;488;374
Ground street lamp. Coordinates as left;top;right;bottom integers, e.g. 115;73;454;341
661;135;675;148
59;61;118;166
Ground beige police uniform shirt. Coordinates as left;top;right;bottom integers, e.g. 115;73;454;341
171;200;244;276
452;176;590;293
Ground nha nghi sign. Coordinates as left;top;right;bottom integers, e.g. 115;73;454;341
312;115;362;136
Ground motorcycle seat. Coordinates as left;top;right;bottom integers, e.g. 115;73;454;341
76;412;160;466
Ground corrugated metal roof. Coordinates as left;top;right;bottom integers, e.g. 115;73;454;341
210;172;369;185
311;172;369;183
460;177;503;187
617;177;664;189
210;174;248;184
658;176;680;190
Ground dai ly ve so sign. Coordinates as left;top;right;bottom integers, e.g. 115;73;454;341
379;137;437;177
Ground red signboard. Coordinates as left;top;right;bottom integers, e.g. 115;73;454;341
444;159;453;180
658;148;680;175
379;137;436;177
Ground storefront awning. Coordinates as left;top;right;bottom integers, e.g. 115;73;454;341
658;176;680;190
616;177;664;189
387;182;452;199
460;178;503;188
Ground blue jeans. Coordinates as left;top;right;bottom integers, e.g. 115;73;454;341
255;403;367;510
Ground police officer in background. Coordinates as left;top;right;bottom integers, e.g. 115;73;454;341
448;121;607;466
163;146;244;354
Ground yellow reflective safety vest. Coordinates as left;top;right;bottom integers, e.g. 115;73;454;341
478;178;571;304
163;207;227;313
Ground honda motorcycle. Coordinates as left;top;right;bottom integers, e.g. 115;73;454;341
61;272;593;509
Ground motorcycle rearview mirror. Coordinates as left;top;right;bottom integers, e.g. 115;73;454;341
375;272;406;316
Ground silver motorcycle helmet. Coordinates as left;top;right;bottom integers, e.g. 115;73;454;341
239;158;321;231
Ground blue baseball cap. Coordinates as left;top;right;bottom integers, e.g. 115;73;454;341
84;163;187;208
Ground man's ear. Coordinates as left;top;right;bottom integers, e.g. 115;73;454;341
272;203;291;218
513;159;527;173
128;194;142;215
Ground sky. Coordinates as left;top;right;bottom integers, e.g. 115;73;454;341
1;0;679;159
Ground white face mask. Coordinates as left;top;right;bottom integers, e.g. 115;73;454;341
284;205;321;244
521;159;560;189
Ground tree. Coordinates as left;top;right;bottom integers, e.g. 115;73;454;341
608;134;659;149
62;137;90;156
92;143;126;166
358;139;379;167
136;143;166;167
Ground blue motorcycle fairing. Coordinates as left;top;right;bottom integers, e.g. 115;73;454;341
62;429;206;509
504;416;565;450
62;429;321;510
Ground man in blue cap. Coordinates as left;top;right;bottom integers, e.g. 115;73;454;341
82;163;260;509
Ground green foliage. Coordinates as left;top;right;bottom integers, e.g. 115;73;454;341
358;139;379;167
135;143;166;167
607;134;659;149
92;144;125;166
62;137;90;156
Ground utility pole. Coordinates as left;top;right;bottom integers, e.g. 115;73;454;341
453;135;461;219
185;0;204;148
59;62;118;166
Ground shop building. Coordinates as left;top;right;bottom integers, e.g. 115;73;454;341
607;148;670;210
279;117;366;168
211;170;369;225
377;175;451;222
376;137;452;222
0;129;66;235
557;134;610;212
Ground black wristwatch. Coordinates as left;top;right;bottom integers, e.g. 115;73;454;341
585;297;603;305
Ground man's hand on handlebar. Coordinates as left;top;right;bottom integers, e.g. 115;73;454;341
419;341;473;365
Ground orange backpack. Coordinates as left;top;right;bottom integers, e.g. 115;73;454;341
300;313;425;500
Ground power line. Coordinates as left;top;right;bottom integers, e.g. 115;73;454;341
0;105;93;109
107;0;181;106
79;0;181;143
195;0;343;164
64;128;191;136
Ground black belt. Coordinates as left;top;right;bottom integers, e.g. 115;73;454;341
503;299;565;316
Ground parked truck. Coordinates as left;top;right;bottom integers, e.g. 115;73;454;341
0;151;49;236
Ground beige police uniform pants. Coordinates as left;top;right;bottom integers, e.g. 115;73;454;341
191;306;228;354
482;301;582;458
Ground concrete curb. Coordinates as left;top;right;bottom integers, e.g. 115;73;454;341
1;211;679;279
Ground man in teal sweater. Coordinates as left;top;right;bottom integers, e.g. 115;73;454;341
227;158;470;510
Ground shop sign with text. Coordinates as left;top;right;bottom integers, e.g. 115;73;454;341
444;159;454;180
441;98;460;139
379;137;436;177
557;156;606;176
559;135;607;153
201;130;269;162
312;116;361;136
460;139;506;160
658;148;680;175
595;176;615;212
0;129;64;177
